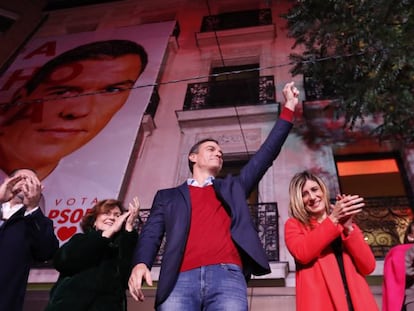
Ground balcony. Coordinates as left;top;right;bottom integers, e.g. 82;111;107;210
138;202;280;265
250;202;280;262
354;196;413;258
196;9;276;47
183;75;276;111
136;196;414;264
200;9;272;33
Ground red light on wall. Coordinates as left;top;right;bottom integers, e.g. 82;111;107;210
337;159;399;176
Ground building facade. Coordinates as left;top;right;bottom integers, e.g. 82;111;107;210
2;0;414;309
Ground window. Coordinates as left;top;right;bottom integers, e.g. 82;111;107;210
335;153;413;258
183;66;275;110
208;63;260;108
336;157;407;197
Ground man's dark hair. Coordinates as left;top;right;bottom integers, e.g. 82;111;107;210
25;39;148;94
187;138;219;173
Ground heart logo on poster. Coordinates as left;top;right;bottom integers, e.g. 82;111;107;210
57;226;77;241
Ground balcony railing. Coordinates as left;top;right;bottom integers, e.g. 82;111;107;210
200;9;272;32
136;196;412;265
183;76;276;110
249;202;279;262
137;202;279;266
353;196;413;258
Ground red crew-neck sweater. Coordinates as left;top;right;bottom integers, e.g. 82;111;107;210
180;185;242;272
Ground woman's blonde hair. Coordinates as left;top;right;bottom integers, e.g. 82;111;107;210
288;171;331;227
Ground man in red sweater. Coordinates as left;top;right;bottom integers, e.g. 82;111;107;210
129;82;300;310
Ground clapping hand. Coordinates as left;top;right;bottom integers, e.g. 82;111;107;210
0;175;23;203
125;196;140;232
0;171;43;210
329;194;364;234
19;174;43;210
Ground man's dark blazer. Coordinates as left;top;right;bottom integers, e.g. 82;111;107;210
0;206;59;311
133;116;293;308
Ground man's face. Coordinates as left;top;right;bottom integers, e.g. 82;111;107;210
0;54;143;168
189;141;223;176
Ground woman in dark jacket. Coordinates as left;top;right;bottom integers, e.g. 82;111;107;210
44;198;140;311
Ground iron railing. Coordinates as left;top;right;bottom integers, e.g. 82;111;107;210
354;196;413;259
138;202;279;265
183;75;276;110
200;8;272;32
34;196;411;269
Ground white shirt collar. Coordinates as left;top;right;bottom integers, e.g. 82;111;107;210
1;202;24;220
187;176;215;187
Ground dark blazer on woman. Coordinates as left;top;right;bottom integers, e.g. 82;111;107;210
45;229;138;311
133;116;293;308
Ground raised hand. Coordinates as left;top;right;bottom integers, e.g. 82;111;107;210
282;81;300;111
20;174;43;210
0;175;23;203
101;212;130;238
126;196;140;232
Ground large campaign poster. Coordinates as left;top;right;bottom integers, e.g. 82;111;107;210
0;21;175;244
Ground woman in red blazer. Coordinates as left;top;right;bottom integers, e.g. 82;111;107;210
285;171;379;311
382;220;414;311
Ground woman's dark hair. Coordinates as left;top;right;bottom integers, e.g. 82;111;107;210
80;199;125;232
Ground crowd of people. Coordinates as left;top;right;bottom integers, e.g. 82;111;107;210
1;80;410;311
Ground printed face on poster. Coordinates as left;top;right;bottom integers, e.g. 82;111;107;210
0;21;175;243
